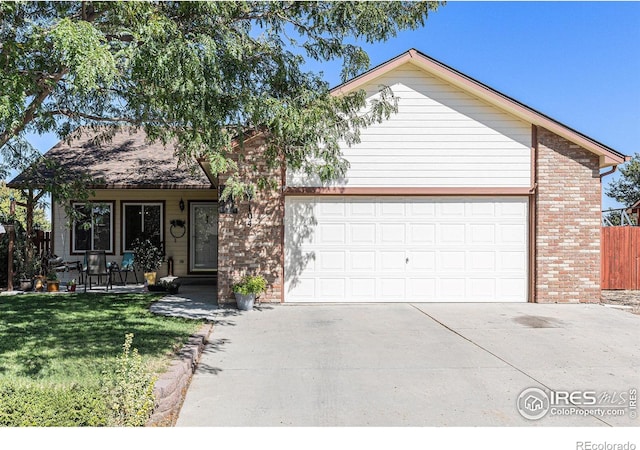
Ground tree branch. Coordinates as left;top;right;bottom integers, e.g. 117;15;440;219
0;69;68;149
50;109;140;124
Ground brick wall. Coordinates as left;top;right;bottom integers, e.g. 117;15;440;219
536;127;601;303
217;136;284;304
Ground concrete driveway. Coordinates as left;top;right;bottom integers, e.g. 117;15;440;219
176;303;639;426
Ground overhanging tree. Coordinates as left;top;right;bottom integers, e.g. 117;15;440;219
1;0;443;271
604;153;640;226
1;1;443;192
605;153;640;208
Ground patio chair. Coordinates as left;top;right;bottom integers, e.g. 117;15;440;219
111;252;139;285
84;250;112;292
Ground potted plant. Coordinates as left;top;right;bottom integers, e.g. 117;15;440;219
232;275;267;310
46;269;60;292
67;279;77;292
131;237;164;286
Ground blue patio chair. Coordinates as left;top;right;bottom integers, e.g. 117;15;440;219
112;251;139;285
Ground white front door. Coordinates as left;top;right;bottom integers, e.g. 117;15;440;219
190;202;218;272
284;196;528;303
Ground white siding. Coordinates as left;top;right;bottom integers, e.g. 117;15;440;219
52;189;216;280
288;63;531;187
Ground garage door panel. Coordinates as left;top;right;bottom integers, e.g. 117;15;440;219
318;201;345;217
409;223;435;243
439;201;465;217
407;250;436;270
319;278;346;298
439;251;466;271
500;251;527;271
379;278;406;298
470;278;497;300
499;200;527;217
470;202;495;216
380;251;406;271
350;223;376;243
498;224;527;244
439;278;467;299
409;201;436;217
439;223;466;244
349;251;376;271
380;223;406;244
380;201;405;216
407;278;436;299
470;251;496;270
470;224;496;244
287;278;316;299
285;196;528;303
317;251;345;271
318;223;346;244
350;201;376;217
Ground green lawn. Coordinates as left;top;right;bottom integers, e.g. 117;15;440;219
0;292;203;384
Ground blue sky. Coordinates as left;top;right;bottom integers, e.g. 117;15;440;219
16;1;640;210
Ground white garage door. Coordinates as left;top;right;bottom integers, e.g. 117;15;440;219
284;196;528;303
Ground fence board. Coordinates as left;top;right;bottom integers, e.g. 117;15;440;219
601;227;640;289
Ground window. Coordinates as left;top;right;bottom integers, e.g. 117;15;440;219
72;202;114;254
122;202;164;252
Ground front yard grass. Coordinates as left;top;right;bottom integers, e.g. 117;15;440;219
0;292;203;425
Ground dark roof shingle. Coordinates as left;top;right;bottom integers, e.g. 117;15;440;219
9;128;213;189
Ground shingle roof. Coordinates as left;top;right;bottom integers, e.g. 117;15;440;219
8;127;213;189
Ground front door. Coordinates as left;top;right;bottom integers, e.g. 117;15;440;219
190;202;218;272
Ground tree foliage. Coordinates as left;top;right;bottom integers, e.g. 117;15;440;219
0;182;50;230
605;153;640;208
1;1;443;195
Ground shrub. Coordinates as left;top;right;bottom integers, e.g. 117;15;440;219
232;275;267;296
0;380;108;426
101;333;157;426
131;237;164;273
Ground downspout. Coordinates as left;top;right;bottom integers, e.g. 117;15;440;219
599;165;617;180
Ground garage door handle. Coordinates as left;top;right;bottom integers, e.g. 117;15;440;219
406;257;409;264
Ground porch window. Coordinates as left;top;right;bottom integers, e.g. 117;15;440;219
72;202;114;254
122;202;164;252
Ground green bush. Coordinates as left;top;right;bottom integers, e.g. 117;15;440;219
0;380;109;426
232;275;267;296
0;334;159;427
101;333;157;426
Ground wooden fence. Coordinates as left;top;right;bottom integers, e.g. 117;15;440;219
34;230;52;258
601;227;640;289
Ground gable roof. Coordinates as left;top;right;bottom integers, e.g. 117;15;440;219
331;49;628;168
8;127;213;190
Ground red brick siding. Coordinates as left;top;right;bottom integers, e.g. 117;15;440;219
535;127;601;303
217;137;284;304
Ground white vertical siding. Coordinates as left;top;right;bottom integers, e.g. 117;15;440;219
52;189;216;279
288;63;532;187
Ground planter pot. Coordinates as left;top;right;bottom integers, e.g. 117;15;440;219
47;281;60;292
147;284;166;292
68;284;77;292
34;276;46;292
19;279;33;291
166;284;180;295
235;293;256;311
144;272;157;286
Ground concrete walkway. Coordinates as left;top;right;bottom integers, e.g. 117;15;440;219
176;302;640;427
150;284;222;321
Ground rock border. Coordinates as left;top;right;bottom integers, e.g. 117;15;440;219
147;322;214;426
